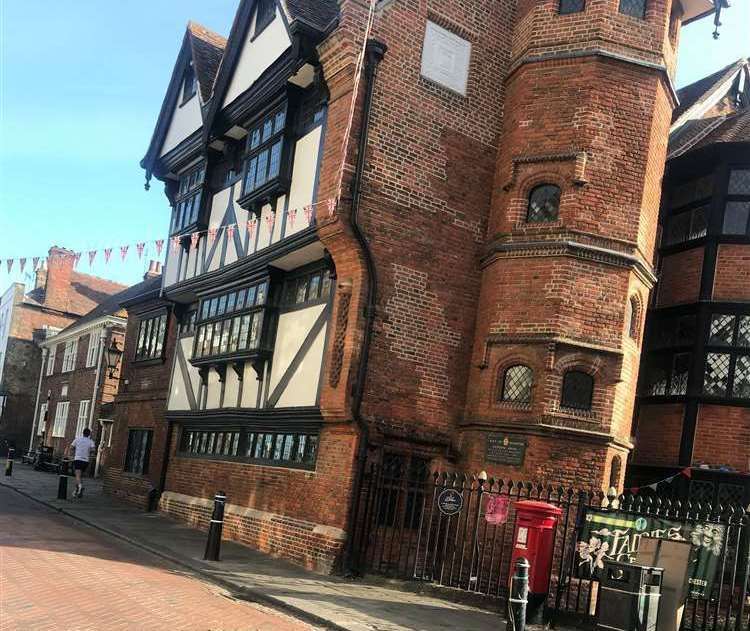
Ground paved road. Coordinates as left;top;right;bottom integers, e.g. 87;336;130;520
0;486;315;631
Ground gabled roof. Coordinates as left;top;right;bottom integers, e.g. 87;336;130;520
24;272;126;317
141;22;226;173
668;58;750;159
187;22;227;103
49;275;163;339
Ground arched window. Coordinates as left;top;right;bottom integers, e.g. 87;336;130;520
527;184;561;223
561;370;594;410
500;365;533;403
626;295;641;340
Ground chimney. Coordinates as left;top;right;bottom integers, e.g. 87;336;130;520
144;260;162;280
44;246;75;312
34;259;47;290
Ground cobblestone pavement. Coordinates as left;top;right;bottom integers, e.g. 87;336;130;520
0;486;315;631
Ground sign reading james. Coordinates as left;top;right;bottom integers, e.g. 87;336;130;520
486;434;527;466
577;509;727;599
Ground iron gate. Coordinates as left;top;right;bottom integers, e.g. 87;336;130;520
350;463;750;629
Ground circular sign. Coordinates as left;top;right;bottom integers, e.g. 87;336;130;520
438;489;464;516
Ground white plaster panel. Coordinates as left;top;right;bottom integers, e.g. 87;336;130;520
240;362;261;408
256;203;275;251
268;304;326;395
167;338;200;411
160;91;202;157
275;323;326;407
163;244;179;287
222;10;292;108
223;365;240;407
205;368;221;409
284;127;322;238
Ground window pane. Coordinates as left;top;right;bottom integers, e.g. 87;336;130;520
195;327;205;358
229;317;241;352
211;322;222;354
561;371;593;410
723;202;750;235
253;433;264;458
643;358;668;396
273;434;284;460
245;433;256;457
274;109;286;133
282;280;296;305
559;0;585;13
670;353;690;395
226;292;236;313
245;157;258;193
308;274;321;300
501;365;533;403
703;353;730;396
618;0;646;18
255;282;267;305
238;315;251;350
256;150;268;186
733;355;750;398
262;117;274;143
215;433;224;455
246;286;256;306
220;321;230;353
688;207;708;240
217;295;227;316
249;313;261;349
709;314;735;346
262;434;274;459
203;325;214;356
321;271;332;299
527;185;560;223
249;128;261;150
268;140;283;180
209;298;218;318
296;277;308;303
303;435;318;465
737;316;750;347
728;169;750;195
665;211;690;245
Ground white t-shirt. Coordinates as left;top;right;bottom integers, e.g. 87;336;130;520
71;436;95;462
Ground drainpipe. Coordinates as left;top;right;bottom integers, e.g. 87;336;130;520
90;326;107;477
28;348;48;451
342;39;387;575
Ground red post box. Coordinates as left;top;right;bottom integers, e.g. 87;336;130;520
508;500;562;624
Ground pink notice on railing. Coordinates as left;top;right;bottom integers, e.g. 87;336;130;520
485;495;510;525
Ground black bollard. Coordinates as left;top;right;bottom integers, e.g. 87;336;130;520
508;557;529;631
4;448;14;477
203;491;226;561
57;475;68;500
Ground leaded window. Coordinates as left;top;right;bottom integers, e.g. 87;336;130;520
241;104;288;203
193;279;269;363
728;168;750;195
526;184;561;223
500;365;533;403
668;174;714;210
640;352;691;397
664;206;708;245
178;428;319;470
135;313;167;361
171;162;206;234
561;370;594;411
280;267;333;309
722;202;750;235
702;312;750;399
124;429;152;475
559;0;585;13
618;0;646;18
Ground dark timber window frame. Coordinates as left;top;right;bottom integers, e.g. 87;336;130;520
702;311;750;400
124;429;153;475
191;278;272;367
180;60;197;105
171;161;207;236
279;264;334;311
135;311;168;363
178;427;320;471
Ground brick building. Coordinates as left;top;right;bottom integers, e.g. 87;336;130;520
107;0;727;572
631;58;750;502
0;247;125;456
33;264;162;474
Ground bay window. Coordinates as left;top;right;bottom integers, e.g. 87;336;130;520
171;162;206;234
135;312;167;361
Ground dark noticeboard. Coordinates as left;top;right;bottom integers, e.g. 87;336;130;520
486;434;527;466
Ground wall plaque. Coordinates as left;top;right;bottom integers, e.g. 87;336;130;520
486;433;527;466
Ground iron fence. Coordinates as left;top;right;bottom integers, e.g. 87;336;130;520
350;464;750;629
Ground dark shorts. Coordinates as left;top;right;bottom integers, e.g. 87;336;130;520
73;460;88;472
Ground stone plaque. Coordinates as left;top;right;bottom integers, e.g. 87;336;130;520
486;434;527;466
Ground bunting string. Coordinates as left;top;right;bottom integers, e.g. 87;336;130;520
627;467;692;494
0;198;333;275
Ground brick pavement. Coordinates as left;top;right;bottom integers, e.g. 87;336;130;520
0;486;315;631
1;465;506;631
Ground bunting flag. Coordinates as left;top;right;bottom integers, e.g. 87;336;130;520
287;208;297;229
190;232;199;250
247;218;257;240
225;225;235;242
303;204;314;226
6;259;13;273
208;227;218;244
171;236;181;253
628;467;692;494
32;257;40;271
155;239;164;257
88;250;97;267
19;258;26;274
119;245;129;262
136;242;145;259
73;252;82;268
104;248;113;264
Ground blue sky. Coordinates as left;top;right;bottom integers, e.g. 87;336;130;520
0;1;748;288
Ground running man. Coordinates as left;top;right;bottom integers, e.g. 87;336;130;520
68;428;95;498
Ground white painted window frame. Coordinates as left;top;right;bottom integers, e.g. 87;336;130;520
86;332;100;368
52;401;69;437
62;338;78;373
75;400;90;436
37;403;48;435
46;345;57;376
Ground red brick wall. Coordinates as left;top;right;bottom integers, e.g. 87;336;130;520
657;248;703;307
632;403;684;466
693;404;750;472
712;244;750;301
